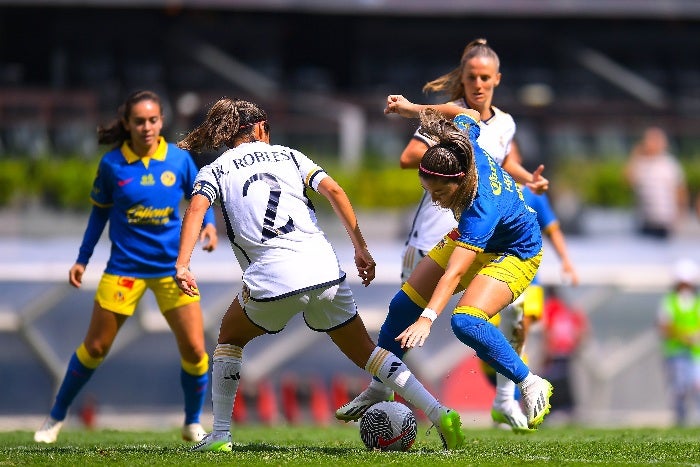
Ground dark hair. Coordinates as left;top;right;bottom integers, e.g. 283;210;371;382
422;38;500;101
97;90;162;147
177;98;268;153
418;108;478;218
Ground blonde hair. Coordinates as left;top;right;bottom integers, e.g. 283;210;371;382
422;38;501;101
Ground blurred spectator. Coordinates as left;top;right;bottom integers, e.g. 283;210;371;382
541;286;588;422
624;127;689;239
657;258;700;427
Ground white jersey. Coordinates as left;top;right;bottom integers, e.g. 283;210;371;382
406;101;516;252
193;141;345;300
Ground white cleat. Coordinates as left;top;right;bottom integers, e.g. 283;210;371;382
491;400;534;434
520;376;553;429
34;417;64;444
182;422;207;442
335;389;392;422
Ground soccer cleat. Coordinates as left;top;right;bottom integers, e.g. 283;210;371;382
182;422;207;442
34;417;64;444
335;389;393;422
491;400;535;434
520;376;553;429
191;431;232;452
434;408;465;450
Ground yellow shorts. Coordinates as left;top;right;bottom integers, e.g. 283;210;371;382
427;229;542;301
523;284;544;320
95;273;199;316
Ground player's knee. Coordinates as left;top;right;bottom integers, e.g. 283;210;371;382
182;353;209;376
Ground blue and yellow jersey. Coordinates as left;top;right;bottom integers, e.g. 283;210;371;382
521;186;558;238
81;137;214;277
452;115;542;260
521;186;557;292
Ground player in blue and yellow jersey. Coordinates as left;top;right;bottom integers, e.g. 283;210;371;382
485;172;579;431
337;109;553;430
34;90;218;444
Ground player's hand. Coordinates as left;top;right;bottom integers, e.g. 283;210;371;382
199;223;218;252
175;265;200;296
68;263;86;288
396;317;433;349
384;94;417;118
355;246;376;287
561;261;580;286
526;164;549;194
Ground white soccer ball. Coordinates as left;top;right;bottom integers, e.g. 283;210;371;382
359;401;418;452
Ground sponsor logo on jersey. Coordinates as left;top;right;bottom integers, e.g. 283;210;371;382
126;205;174;225
117;277;136;289
140;174;156;186
118;178;134;187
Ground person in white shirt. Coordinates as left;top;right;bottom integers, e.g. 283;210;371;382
624;126;689;239
174;97;466;452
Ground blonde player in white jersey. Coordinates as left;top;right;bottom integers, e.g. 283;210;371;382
174;98;465;452
336;38;548;432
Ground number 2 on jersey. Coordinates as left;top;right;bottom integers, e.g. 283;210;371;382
243;173;295;242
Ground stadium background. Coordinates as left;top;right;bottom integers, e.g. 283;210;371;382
1;0;700;430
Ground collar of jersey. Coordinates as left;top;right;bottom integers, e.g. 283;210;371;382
121;136;167;165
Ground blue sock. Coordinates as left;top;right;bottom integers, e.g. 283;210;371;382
50;353;95;421
181;369;208;424
451;314;529;383
377;290;423;358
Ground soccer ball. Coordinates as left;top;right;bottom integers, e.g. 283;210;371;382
359;401;418;452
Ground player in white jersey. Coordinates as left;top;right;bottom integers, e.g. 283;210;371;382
337;38;548;432
174;98;465;452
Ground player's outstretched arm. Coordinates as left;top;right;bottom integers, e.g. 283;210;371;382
175;194;211;296
317;177;375;287
384;94;466;120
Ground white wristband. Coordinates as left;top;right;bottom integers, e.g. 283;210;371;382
420;308;438;322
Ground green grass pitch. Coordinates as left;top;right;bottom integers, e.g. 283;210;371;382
2;424;700;466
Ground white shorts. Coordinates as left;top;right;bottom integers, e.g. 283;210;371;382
401;244;428;283
241;279;358;333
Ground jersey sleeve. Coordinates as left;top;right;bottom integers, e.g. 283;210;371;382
192;164;220;206
183;150;217;226
522;187;558;233
291;149;328;191
76;204;109;265
90;156;114;207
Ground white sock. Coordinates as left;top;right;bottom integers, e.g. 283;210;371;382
499;301;524;352
364;378;393;399
365;346;441;424
211;344;243;433
517;372;537;391
494;372;517;406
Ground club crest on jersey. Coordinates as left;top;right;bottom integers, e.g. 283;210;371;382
113;291;126;303
160;171;176;187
